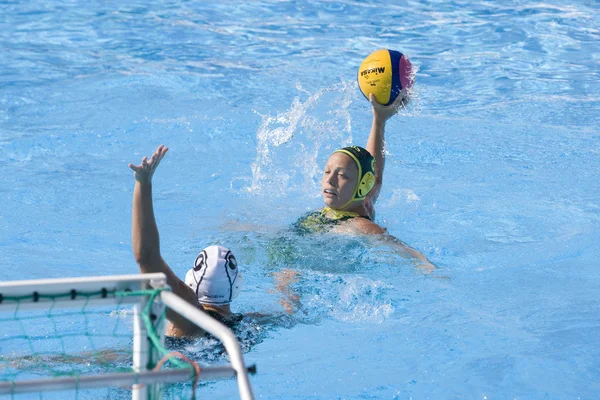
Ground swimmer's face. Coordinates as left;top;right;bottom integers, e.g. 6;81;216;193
321;153;359;209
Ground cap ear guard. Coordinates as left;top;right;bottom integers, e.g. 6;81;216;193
356;171;375;198
223;250;240;303
332;146;376;208
194;250;207;272
186;246;243;305
354;152;376;199
226;252;237;270
190;250;209;299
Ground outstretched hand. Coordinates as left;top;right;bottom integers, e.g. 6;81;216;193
128;145;169;184
369;92;407;122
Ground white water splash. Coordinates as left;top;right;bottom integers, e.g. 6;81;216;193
246;79;355;197
298;272;395;324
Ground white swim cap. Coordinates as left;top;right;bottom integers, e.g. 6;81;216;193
184;245;243;305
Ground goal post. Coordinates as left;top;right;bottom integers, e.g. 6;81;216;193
0;273;255;399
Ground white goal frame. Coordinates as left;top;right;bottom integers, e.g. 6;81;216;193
0;273;255;400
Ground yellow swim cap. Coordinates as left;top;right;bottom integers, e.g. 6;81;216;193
332;146;376;208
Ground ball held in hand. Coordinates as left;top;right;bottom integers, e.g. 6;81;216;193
358;49;414;105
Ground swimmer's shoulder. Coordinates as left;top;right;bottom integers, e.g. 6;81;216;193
340;216;387;235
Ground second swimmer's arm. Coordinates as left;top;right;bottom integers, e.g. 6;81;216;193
130;146;179;284
130;146;201;336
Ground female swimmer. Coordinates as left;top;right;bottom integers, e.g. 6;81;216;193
297;94;436;271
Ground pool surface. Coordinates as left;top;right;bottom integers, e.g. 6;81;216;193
1;0;599;398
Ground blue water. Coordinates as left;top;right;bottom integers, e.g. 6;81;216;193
1;0;599;398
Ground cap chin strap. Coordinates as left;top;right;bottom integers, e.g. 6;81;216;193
336;197;363;212
322;206;362;220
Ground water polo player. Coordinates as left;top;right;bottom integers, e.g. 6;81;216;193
129;145;243;337
298;94;436;271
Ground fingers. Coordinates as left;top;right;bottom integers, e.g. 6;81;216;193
129;145;169;172
128;163;142;171
370;92;398;112
151;147;167;170
391;94;404;110
369;93;378;106
369;92;408;113
155;144;168;156
391;91;409;111
399;88;411;106
156;145;168;164
153;144;164;161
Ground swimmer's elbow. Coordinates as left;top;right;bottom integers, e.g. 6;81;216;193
134;251;156;267
134;251;165;275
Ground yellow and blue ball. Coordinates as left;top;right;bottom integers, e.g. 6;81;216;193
357;49;414;105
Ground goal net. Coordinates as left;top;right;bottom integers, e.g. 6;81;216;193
0;273;255;400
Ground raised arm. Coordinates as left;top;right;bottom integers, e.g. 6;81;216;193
130;145;168;272
365;93;406;215
129;145;201;336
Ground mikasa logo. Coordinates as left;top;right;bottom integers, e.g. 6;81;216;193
360;67;385;76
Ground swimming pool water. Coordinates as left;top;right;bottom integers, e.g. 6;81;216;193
1;0;599;398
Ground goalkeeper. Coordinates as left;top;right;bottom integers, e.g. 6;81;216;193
129;145;243;337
